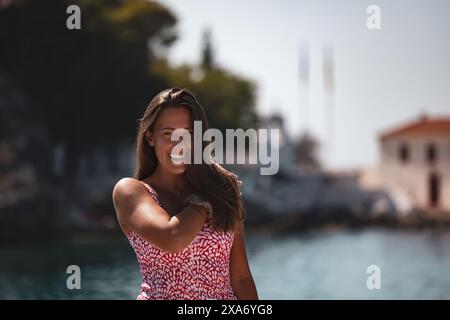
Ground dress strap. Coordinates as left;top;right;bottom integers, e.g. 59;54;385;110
140;181;160;204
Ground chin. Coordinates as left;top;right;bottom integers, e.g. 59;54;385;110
166;162;187;175
172;167;187;175
165;155;189;175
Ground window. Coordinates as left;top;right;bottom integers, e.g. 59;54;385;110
398;143;410;163
425;143;438;164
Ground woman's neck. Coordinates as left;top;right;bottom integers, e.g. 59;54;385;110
149;166;187;195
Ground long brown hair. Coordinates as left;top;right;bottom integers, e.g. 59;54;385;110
134;88;244;233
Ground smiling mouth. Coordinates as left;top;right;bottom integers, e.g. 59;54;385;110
169;154;187;164
170;154;184;160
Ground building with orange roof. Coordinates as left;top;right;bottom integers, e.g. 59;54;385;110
378;114;450;213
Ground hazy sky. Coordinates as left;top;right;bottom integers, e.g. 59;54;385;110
159;0;450;169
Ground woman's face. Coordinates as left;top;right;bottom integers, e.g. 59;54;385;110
147;106;193;175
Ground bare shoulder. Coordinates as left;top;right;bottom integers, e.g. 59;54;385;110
113;177;142;199
113;177;142;192
112;177;158;232
112;177;151;212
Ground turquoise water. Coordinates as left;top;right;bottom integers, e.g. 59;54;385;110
1;228;450;299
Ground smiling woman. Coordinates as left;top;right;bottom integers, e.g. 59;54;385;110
112;88;258;300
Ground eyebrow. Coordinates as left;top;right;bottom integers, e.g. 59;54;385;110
162;127;193;130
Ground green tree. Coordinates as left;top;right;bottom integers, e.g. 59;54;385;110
153;27;258;132
154;59;257;131
0;0;177;177
0;1;258;178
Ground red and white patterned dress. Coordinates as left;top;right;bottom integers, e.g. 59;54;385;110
126;182;238;300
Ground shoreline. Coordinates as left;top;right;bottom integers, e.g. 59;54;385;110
2;214;450;246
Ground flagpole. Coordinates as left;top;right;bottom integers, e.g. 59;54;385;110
299;42;310;134
323;45;335;170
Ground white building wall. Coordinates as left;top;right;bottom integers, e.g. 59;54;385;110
379;134;450;212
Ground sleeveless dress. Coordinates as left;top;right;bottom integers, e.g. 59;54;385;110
126;182;238;300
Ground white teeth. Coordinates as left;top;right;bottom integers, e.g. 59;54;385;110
170;154;184;159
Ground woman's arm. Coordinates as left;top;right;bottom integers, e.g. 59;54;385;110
229;219;259;300
112;177;208;253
